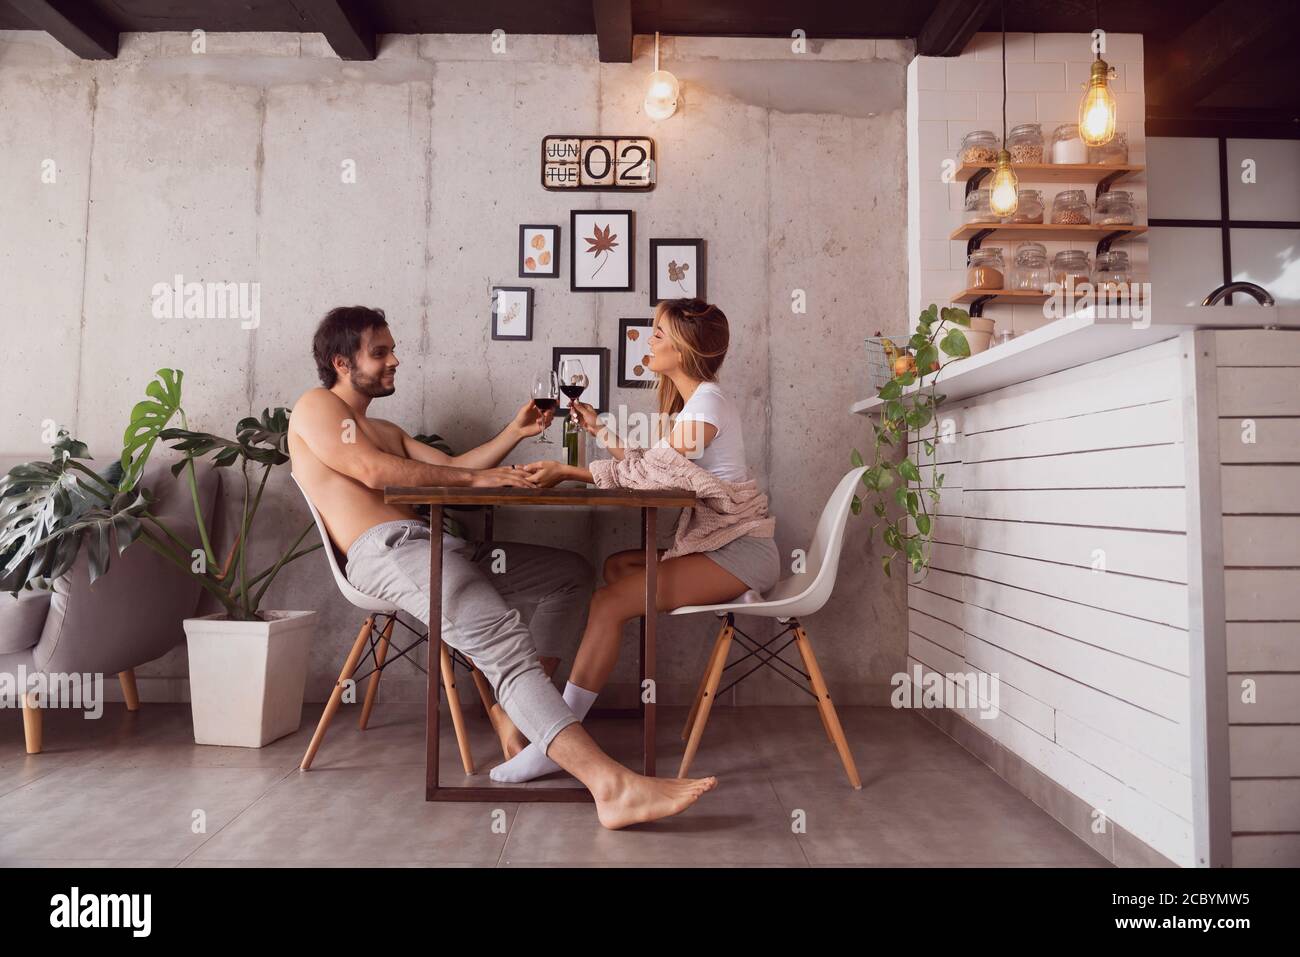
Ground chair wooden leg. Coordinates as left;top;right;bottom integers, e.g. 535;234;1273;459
471;667;495;720
441;644;474;774
468;667;512;759
678;623;733;778
682;619;732;740
300;615;374;771
20;692;42;755
793;624;862;790
359;617;394;731
118;669;140;712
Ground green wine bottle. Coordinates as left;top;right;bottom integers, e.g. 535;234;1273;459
563;415;579;467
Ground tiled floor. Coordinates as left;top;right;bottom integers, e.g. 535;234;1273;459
0;701;1110;867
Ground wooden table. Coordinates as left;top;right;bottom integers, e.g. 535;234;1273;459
383;485;696;802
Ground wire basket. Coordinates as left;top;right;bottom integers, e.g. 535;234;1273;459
864;336;896;393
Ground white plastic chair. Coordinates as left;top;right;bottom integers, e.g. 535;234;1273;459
292;474;490;774
670;466;868;789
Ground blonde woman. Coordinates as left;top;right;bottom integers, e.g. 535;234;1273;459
493;298;778;782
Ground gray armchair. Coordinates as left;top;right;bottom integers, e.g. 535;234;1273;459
0;455;221;753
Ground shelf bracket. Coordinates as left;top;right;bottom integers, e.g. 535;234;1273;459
1095;169;1127;202
967;294;996;318
966;227;995;258
1095;230;1128;256
964;166;992;199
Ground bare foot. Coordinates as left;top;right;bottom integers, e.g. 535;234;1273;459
490;705;528;759
594;772;717;830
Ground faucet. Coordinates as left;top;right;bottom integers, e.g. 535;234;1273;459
1202;281;1276;306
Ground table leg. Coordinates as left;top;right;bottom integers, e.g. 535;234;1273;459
642;506;657;777
426;506;443;800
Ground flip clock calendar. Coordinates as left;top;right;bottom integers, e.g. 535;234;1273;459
541;136;656;191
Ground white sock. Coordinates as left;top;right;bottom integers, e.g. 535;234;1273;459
489;682;598;783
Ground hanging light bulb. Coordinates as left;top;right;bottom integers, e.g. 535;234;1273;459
988;149;1019;216
1079;58;1118;146
990;0;1018;217
643;32;679;121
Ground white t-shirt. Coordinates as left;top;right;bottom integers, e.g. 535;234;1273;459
659;382;749;483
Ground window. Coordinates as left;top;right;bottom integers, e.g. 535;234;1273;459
1148;136;1300;305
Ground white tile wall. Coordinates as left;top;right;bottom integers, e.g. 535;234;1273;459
906;32;1147;331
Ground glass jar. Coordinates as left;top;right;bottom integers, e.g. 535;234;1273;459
1010;242;1051;291
1006;123;1044;165
964;187;1002;224
1095;189;1136;225
1048;123;1088;164
1007;188;1044;224
1092;250;1131;293
1051;188;1092;224
967;248;1006;290
1052;249;1092;289
1089;131;1129;166
959;130;1000;166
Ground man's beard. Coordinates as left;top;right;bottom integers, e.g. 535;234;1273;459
352;367;395;397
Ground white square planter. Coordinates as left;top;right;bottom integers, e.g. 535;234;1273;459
183;610;315;748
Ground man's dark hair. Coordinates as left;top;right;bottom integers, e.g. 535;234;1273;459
312;306;388;388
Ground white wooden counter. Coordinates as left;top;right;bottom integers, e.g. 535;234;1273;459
851;306;1300;868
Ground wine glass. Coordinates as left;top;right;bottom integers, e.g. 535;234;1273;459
532;370;560;444
558;358;590;426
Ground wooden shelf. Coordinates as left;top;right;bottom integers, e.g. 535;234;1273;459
955;162;1144;184
951;289;1050;304
950;223;1147;242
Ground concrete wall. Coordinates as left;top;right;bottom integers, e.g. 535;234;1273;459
0;31;911;706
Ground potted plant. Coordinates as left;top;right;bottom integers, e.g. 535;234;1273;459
0;369;321;747
852;305;971;579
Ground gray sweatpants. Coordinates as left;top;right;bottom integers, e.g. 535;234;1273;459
345;519;593;752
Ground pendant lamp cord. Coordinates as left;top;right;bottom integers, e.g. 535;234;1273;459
1095;0;1102;62
1001;0;1007;142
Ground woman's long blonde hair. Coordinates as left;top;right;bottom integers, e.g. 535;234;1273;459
653;298;730;419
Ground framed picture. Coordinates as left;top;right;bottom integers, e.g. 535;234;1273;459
571;210;633;292
552;347;610;415
518;224;560;278
490;286;533;341
649;238;706;305
618;318;657;389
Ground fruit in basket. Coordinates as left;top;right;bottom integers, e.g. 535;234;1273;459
893;354;916;377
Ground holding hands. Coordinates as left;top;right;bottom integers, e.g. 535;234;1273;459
470;465;537;488
520;460;575;488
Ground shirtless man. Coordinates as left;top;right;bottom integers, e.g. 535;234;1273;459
287;305;715;828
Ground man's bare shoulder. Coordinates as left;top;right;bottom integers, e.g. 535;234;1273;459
289;387;344;425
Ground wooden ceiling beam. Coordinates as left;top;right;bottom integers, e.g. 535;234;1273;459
593;0;632;63
916;0;999;57
5;0;117;59
1146;0;1293;107
298;0;376;61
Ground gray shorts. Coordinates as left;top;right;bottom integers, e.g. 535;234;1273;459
705;534;781;595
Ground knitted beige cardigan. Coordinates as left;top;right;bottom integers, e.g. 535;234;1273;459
588;446;775;559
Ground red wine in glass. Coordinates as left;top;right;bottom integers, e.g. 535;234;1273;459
532;370;560;444
558;359;590;428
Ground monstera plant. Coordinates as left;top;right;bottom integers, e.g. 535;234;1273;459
0;369;319;622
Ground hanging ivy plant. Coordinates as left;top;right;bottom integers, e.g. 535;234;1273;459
852;304;971;579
